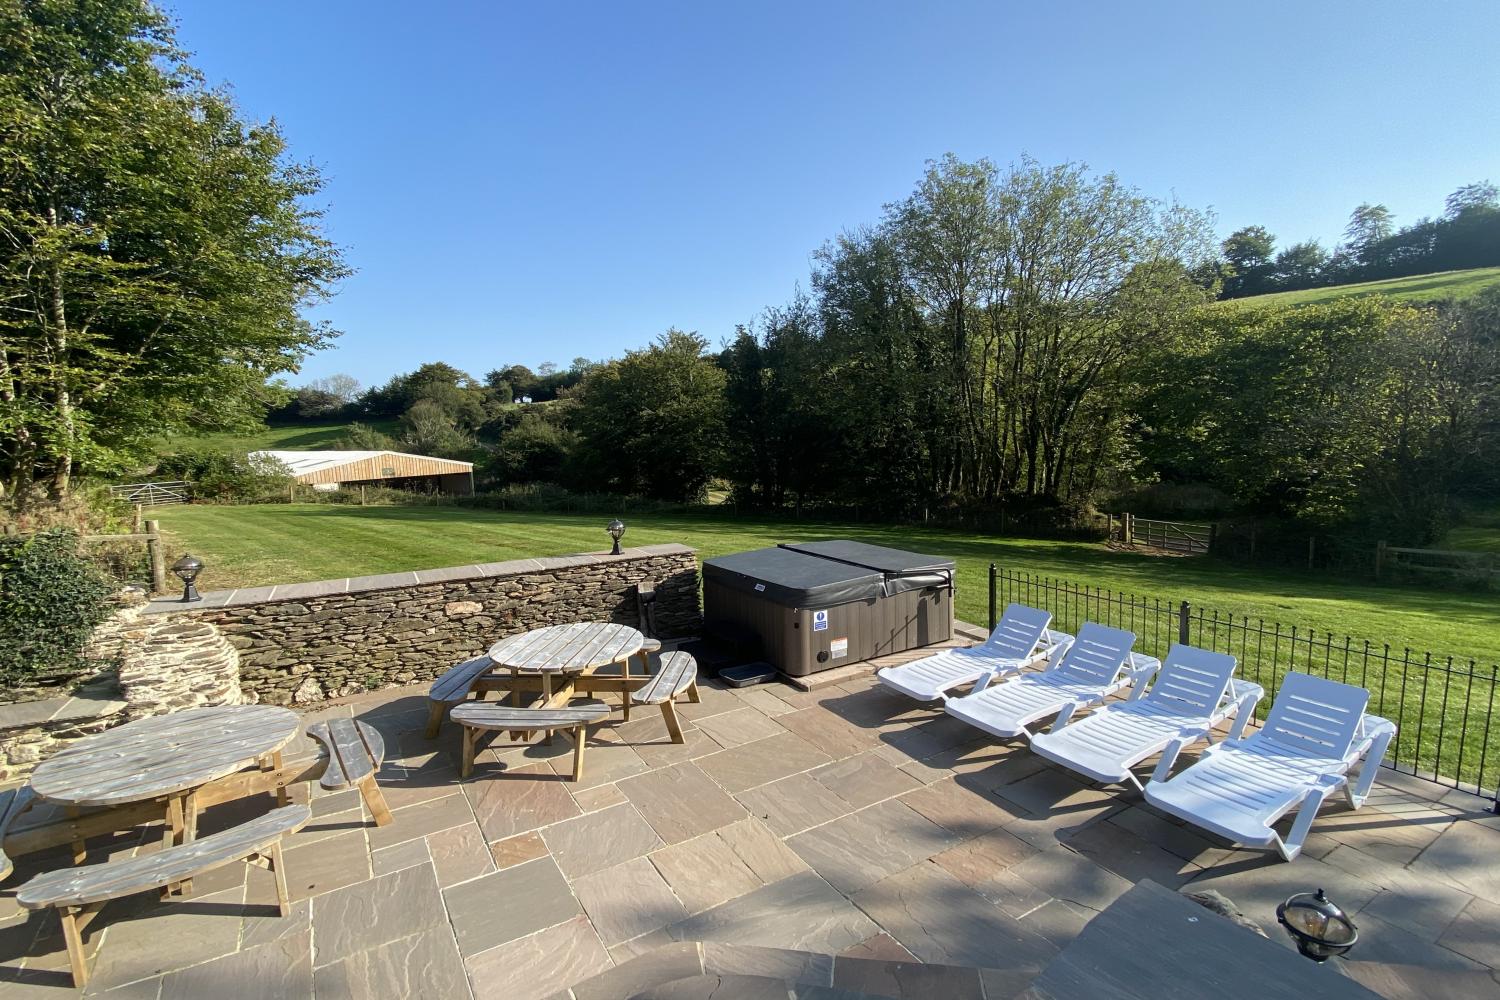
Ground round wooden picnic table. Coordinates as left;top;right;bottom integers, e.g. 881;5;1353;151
30;705;300;877
487;622;647;735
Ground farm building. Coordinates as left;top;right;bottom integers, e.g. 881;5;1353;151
253;450;475;495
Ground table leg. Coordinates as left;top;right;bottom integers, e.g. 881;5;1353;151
571;724;587;781
177;790;200;894
160;795;184;899
64;806;87;865
542;674;555;746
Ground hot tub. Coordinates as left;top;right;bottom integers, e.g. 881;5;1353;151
702;540;955;677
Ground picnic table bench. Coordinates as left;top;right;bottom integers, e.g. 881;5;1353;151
17;803;310;989
306;717;392;826
451;700;611;780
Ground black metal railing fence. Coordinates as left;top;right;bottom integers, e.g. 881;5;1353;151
988;565;1499;806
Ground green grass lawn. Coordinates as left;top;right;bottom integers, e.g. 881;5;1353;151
161;503;1500;663
156;419;402;454
1220;267;1500;309
1448;508;1500;554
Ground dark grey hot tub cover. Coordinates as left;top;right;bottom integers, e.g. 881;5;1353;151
703;540;955;608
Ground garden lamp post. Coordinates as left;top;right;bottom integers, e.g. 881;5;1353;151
1277;888;1357;962
171;554;204;603
607;519;625;555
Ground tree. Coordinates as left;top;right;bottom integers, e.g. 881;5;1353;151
397;400;473;459
0;0;347;498
570;331;725;501
1445;181;1499;219
1219;226;1276;296
1272;240;1330;290
308;373;360;404
336;421;395;450
1343;204;1394;266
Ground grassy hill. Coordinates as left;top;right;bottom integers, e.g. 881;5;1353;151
1219;267;1500;309
157;419;402;455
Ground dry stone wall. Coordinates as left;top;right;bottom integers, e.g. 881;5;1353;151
142;544;701;706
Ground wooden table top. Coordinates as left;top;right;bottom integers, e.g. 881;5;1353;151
488;622;645;674
29;705;300;808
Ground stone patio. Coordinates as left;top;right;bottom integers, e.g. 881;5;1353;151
2;646;1497;998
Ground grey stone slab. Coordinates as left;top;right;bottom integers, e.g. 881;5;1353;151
1182;852;1385;939
1063;820;1201;890
239;877;312;950
775;708;880;760
442;856;581;956
692;707;789;749
852;861;1058;974
838;933;919;963
266;578;349;600
930;827;1041;891
831;955;984;999
618;763;748;844
1103;806;1237;869
541;802;665;879
1337;909;1492;998
547;736;649;789
473;558;542;577
696;733;833;794
701;943;833;987
737;773;857;837
82;886;246;990
283;828;372;901
1439;896;1500;968
716;817;810;884
370;837;431;876
466;762;581;842
413;565;486;585
312;864;447;967
572;941;704;1000
219;585;279;607
367;791;476;849
464;913;611;1000
1411;818;1500;903
0;697;68;730
1008;847;1134;913
426;821;496;887
666;872;880;953
899;777;1020;839
312;927;470;1000
787;799;958;894
341;572;420;595
650;832;763;914
157;934;313;1000
809;751;923;810
632;974;791;999
573;857;689;946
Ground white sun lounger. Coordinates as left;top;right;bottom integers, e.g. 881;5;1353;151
1142;672;1396;862
944;622;1152;740
1029;644;1264;790
877;603;1066;703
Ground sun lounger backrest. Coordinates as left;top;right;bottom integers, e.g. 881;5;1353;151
1144;644;1237;716
1257;672;1370;760
983;604;1053;659
1049;622;1135;686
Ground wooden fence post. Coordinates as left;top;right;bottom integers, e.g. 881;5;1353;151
1207;523;1218;554
360;485;367;506
1178;601;1191;644
1375;540;1387;579
132;504;143;533
145;519;166;594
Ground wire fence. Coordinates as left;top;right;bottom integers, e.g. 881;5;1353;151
988;565;1499;805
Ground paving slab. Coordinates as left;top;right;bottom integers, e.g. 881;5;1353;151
809;751;923;810
1008;847;1134;913
1439;896;1500;968
466;763;581;842
788;799;959;894
312;863;448;968
572;942;704;1000
716;817;811;884
899;777;1020;839
541;802;665;879
489;830;549;870
427;822;496;888
370;837;431;876
283;828;372;901
367;791;475;850
156;934;312;1000
775;708;881;759
666;872;880;953
691;707;788;749
1410;817;1500;903
700;943;833;987
464;913;611;1000
738;773;858;837
696;733;833;794
573;857;689;946
443;856;581;957
618;762;749;844
830;955;984;1000
651;832;764;914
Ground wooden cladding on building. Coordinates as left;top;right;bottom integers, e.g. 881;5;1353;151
291;453;472;486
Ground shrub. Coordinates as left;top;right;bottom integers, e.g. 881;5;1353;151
0;531;116;692
156;449;293;503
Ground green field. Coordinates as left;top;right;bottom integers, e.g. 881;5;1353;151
157;419;402;455
1220;267;1500;309
161;504;1500;663
1448;508;1500;554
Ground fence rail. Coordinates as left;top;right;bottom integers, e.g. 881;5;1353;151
987;565;1499;807
1376;541;1500;582
1109;514;1215;554
107;481;189;506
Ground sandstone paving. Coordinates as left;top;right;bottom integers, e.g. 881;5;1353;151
11;675;1500;997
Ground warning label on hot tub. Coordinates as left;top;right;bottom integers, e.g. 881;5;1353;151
813;610;828;632
830;637;848;659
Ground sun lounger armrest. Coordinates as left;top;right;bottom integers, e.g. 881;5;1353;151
1048;698;1087;733
1345;715;1398;806
1149;733;1200;784
1123;656;1160;691
1222;681;1265;740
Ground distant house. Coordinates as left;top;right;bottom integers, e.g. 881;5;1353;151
252;450;475;495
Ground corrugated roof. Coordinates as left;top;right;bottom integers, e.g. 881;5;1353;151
251;450;474;475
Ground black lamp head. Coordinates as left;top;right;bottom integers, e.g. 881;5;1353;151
171;554;204;603
606;519;625;555
1278;888;1357;962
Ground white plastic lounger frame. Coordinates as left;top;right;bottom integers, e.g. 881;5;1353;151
1030;644;1264;790
877;603;1064;703
944;622;1151;740
1142;672;1396;862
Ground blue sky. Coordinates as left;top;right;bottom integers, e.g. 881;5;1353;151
168;0;1500;389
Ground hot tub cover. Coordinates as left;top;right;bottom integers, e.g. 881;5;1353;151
703;540;955;608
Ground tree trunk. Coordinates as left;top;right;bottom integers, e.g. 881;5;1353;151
47;205;73;498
